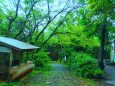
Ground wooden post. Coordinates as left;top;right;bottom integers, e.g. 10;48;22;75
20;52;23;66
32;51;34;59
26;52;28;65
8;51;13;82
26;52;28;61
9;52;13;69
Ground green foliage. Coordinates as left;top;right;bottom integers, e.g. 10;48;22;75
64;46;75;58
67;52;103;78
0;82;18;86
105;45;111;59
87;0;114;15
77;0;85;4
35;50;51;68
85;47;100;58
0;0;113;75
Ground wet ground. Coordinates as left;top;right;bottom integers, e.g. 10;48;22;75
19;63;115;86
51;63;68;72
93;65;115;86
104;65;115;85
20;63;81;86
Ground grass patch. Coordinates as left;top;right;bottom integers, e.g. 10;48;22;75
77;77;95;86
0;81;19;86
35;64;51;71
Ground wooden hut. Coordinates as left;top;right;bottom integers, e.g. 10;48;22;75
0;37;39;81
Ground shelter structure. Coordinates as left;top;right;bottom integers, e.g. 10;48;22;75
0;37;39;81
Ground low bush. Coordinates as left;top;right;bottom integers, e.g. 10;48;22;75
67;52;103;78
34;50;51;68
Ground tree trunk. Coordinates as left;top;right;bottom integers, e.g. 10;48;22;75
98;24;106;70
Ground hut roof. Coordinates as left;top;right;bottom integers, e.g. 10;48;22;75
0;37;39;51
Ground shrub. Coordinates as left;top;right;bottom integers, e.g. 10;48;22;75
85;47;100;58
35;50;51;68
67;52;103;78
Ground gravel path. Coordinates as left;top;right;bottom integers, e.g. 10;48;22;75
46;63;80;86
104;65;115;85
19;63;115;86
19;63;82;86
50;63;68;72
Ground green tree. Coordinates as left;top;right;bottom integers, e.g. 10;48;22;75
86;0;115;69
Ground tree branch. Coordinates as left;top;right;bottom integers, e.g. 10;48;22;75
47;0;50;20
8;0;20;32
39;4;82;49
20;18;45;40
34;0;72;43
14;1;37;38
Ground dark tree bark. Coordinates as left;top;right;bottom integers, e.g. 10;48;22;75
98;24;107;70
8;0;20;32
14;1;37;39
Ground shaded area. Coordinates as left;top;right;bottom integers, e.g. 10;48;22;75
95;65;115;86
104;65;115;85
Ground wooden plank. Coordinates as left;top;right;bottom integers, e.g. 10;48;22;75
11;63;35;80
13;68;32;80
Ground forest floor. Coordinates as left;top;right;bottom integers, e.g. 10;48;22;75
1;62;115;86
19;62;94;86
19;62;115;86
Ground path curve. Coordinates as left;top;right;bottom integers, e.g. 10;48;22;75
50;63;68;72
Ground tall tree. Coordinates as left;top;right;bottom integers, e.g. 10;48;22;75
87;0;114;69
